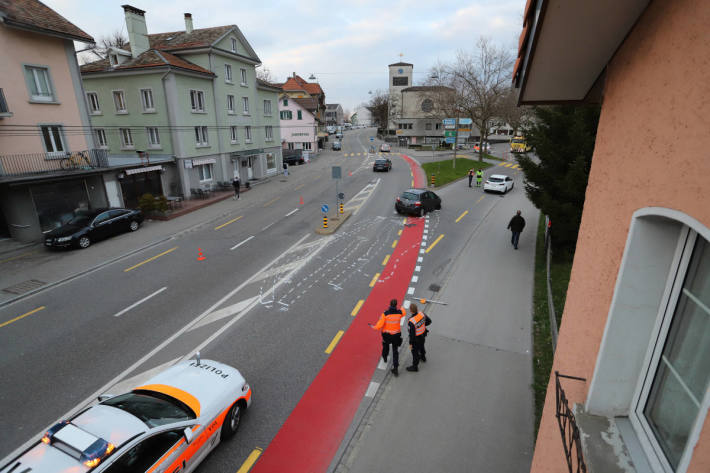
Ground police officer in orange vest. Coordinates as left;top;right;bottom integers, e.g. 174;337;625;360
406;303;432;372
370;299;406;376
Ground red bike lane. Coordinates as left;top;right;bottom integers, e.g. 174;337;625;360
251;155;425;473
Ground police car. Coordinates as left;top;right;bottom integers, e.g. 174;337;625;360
0;357;251;473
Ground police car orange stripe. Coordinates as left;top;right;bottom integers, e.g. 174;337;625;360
135;384;201;416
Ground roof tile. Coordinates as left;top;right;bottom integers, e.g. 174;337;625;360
80;49;213;75
0;0;93;42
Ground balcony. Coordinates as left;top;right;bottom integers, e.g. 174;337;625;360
0;149;109;181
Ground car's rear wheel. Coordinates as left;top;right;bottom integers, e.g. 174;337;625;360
129;220;139;232
418;207;424;217
78;236;91;249
436;202;441;210
221;401;243;440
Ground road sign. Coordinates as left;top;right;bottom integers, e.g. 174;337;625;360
321;204;329;213
370;137;374;141
444;136;456;144
444;130;457;137
443;118;456;126
338;192;344;199
332;166;341;179
459;118;472;125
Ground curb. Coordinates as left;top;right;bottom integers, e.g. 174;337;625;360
315;211;352;235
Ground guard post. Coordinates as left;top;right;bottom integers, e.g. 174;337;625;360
431;174;436;187
323;215;328;228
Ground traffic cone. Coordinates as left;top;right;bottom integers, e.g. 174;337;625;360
299;196;304;205
197;248;206;261
348;171;353;177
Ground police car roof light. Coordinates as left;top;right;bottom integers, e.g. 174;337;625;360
80;438;115;468
41;420;69;444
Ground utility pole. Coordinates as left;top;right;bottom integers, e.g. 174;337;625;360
452;110;459;169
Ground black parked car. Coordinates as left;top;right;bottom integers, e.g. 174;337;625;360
373;158;392;172
283;154;304;165
394;189;441;217
44;208;144;249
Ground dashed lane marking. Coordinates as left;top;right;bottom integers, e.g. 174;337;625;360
351;300;364;317
382;254;390;266
285;208;299;217
237;448;263;473
215;215;243;230
425;234;445;254
231;235;254;251
124;247;178;272
325;330;345;354
369;273;380;287
113;287;167;317
407;287;415;295
455;210;469;223
263;196;280;207
0;306;45;329
391;239;398;248
294;183;306;190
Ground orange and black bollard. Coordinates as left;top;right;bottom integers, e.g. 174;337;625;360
339;203;344;214
323;216;328;228
431;174;436;187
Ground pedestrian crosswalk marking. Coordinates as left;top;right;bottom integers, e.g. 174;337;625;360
407;287;415;295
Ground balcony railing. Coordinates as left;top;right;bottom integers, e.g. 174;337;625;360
555;371;588;473
0;149;109;178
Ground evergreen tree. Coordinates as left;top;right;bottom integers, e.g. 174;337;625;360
517;105;601;250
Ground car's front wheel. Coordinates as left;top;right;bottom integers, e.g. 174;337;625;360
129;220;139;232
78;236;91;249
418;207;424;217
221;401;243;439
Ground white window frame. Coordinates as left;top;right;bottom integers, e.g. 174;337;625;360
194;126;209;147
245;126;252;143
190;90;205;113
109;54;118;66
230;126;238;144
197;163;213;182
119;128;134;149
265;126;273;141
242;97;249;114
240;68;247;86
303;141;312;150
25;65;55;102
227;94;235;114
231;37;237;53
86;92;101;114
630;228;710;473
264;99;272;115
280;110;292;120
140;88;155;113
225;64;233;83
95;128;108;148
113;90;127;114
40;125;65;154
146;127;161;148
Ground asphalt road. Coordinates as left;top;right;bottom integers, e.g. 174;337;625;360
0;127;531;472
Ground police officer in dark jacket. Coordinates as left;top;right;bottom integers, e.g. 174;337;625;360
507;210;526;249
371;299;406;376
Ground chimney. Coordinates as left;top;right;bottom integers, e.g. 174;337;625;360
184;13;193;34
122;5;149;58
293;72;297;79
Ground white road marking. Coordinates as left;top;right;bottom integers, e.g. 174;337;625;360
103;357;181;395
422;235;428;240
285;208;299;217
377;359;387;370
417;257;423;262
415;265;421;272
262;222;276;231
407;287;415;295
113;287;167;317
190;296;260;330
403;300;412;309
411;276;419;283
231;235;254;250
365;381;380;398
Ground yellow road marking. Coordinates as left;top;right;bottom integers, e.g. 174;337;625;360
236;448;263;473
402;218;407;225
411;179;414;187
263;196;280;207
124;247;178;272
0;306;45;329
498;162;506;166
425;234;444;254
369;272;380;287
351;300;364;316
382;254;390;265
357;152;361;156
512;164;520;169
504;163;513;168
0;250;37;264
398;229;402;236
455;210;468;223
214;215;243;230
476;195;485;204
325;330;345;354
391;239;398;248
294;183;306;190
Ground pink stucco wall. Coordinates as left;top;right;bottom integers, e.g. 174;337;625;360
0;26;90;155
278;97;318;152
531;0;710;471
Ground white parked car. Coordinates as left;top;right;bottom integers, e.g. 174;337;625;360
483;174;514;194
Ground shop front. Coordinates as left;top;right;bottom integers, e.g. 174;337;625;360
119;165;165;209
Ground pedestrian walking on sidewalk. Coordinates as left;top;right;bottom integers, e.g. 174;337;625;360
283;162;289;177
507;210;526;250
405;303;432;372
468;168;474;187
232;175;240;200
370;299;406;376
476;169;483;187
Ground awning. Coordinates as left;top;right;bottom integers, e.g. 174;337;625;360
192;157;216;166
125;165;163;175
317;132;328;137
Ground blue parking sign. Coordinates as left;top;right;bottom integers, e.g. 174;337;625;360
321;204;329;213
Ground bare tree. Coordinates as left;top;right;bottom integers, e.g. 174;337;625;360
85;30;129;61
366;90;390;132
498;86;533;137
432;37;515;160
256;67;276;84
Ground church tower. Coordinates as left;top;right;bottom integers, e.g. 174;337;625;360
387;62;413;132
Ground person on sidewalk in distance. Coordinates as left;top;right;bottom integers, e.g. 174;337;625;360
406;303;432;372
370;299;406;376
507;210;526;250
468;168;475;187
476;169;483;187
232;174;240;200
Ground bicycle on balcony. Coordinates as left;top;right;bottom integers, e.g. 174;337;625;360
60;151;93;170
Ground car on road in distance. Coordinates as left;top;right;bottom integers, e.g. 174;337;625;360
395;188;441;217
44;207;143;250
373;158;392;172
326;126;336;134
483;174;514;194
335;132;343;139
0;358;251;473
332;141;342;150
283;154;305;166
380;143;391;153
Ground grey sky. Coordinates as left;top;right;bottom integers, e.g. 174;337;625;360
47;0;525;113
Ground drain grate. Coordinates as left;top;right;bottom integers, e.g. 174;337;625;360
3;279;46;295
428;283;441;292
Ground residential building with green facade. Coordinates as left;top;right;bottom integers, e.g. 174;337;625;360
80;5;282;205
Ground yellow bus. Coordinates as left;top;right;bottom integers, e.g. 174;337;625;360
510;136;531;153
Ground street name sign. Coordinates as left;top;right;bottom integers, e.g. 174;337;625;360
445;137;456;144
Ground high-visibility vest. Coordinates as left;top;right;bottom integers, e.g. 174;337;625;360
410;313;426;336
476;171;483;178
382;309;405;334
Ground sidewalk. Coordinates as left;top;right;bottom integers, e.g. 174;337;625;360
333;185;538;472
